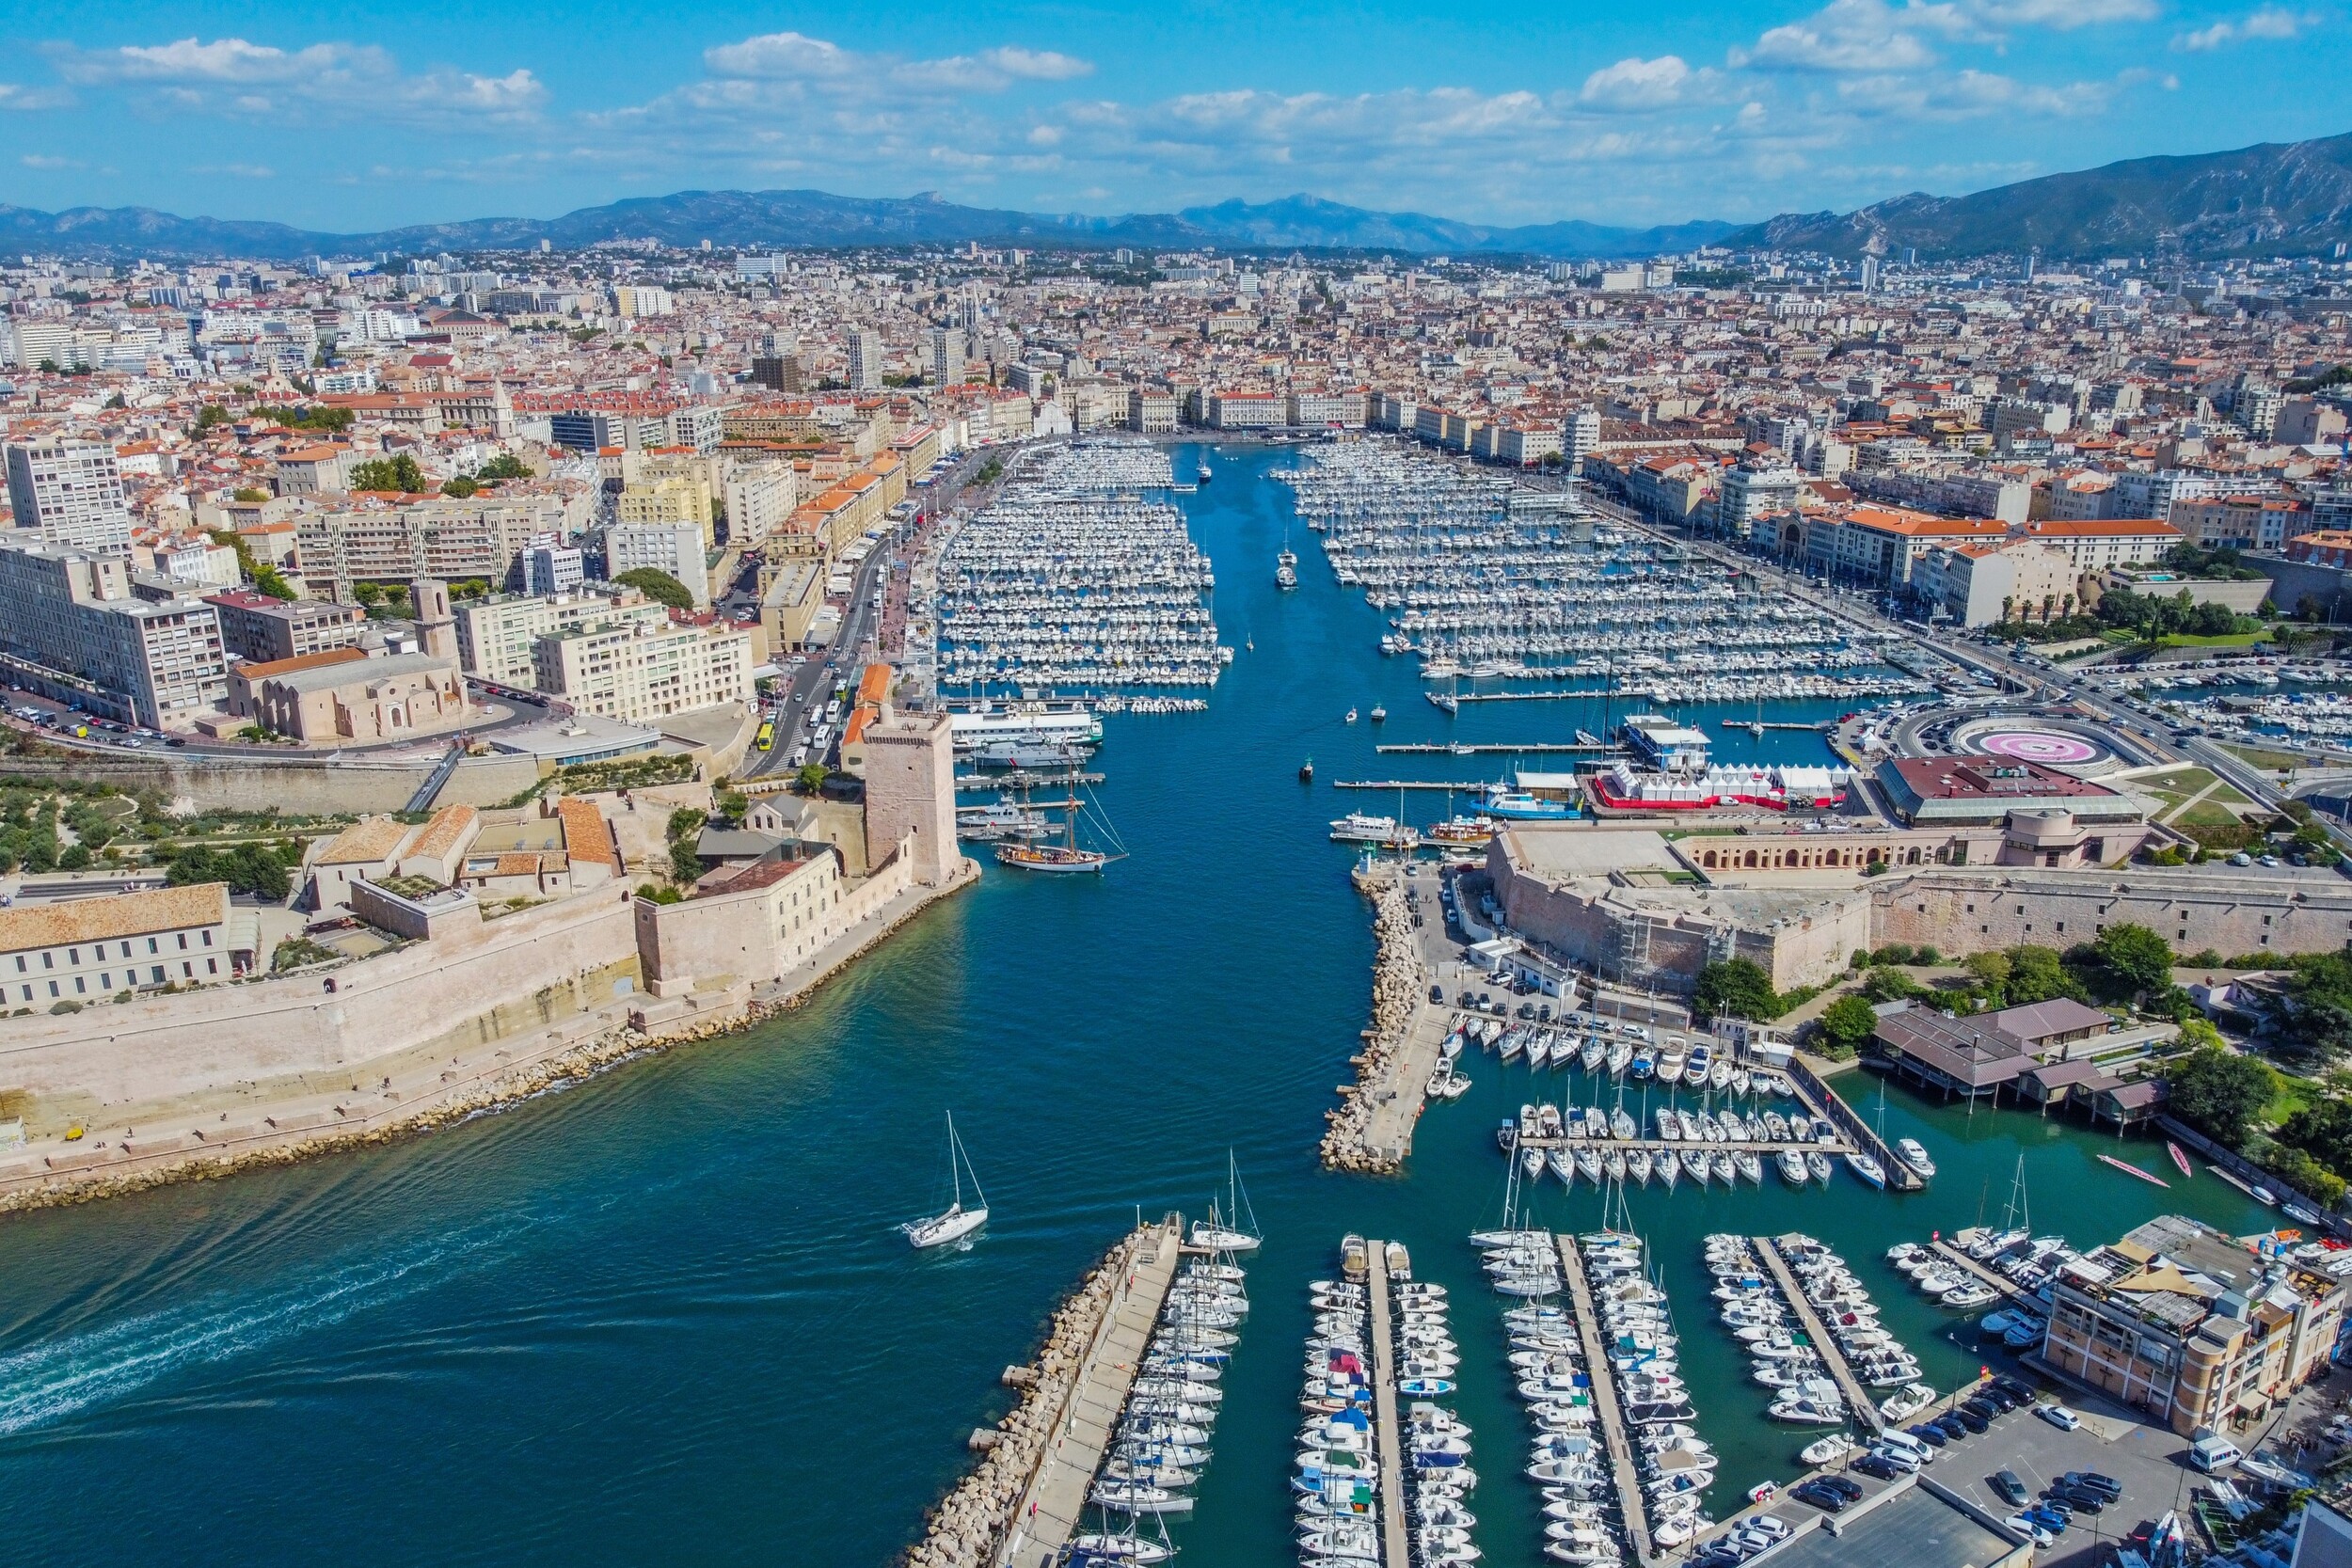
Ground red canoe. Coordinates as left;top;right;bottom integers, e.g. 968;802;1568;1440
2100;1153;2169;1187
2169;1142;2194;1179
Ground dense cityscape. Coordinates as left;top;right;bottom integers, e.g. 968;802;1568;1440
9;46;2352;1568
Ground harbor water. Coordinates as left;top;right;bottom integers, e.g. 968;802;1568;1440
0;444;2279;1565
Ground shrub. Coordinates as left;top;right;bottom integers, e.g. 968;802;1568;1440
1694;958;1779;1022
1818;994;1880;1060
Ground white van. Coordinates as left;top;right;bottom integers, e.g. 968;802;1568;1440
2189;1435;2243;1473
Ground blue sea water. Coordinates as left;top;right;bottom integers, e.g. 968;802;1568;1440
0;445;2277;1565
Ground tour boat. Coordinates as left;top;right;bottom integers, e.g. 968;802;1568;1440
1895;1138;1936;1179
1369;705;1387;723
1480;783;1576;821
903;1111;990;1248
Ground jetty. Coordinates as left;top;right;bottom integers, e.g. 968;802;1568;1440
990;1218;1183;1568
1378;741;1612;754
955;769;1106;792
1332;778;1527;792
1558;1234;1660;1568
1366;1240;1409;1568
1324;866;1440;1173
1926;1239;2036;1309
1754;1235;1884;1434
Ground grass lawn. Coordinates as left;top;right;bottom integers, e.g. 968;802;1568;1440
2176;799;2250;828
2265;1071;2324;1131
2225;743;2316;772
2153;628;2274;648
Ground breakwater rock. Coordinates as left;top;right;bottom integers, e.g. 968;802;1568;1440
902;1231;1139;1568
1320;869;1426;1174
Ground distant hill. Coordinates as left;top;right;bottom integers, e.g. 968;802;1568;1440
1726;131;2352;260
0;189;1732;261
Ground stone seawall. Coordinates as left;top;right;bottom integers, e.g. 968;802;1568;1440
0;750;542;814
902;1228;1142;1568
0;864;976;1216
1322;868;1427;1173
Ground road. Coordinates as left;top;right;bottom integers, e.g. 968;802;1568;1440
739;444;1009;780
1581;483;2352;859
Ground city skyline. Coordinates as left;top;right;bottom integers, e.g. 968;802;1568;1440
0;1;2346;232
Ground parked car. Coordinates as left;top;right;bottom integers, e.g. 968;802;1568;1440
2060;1471;2122;1500
1851;1453;1901;1481
1791;1481;1851;1513
1949;1405;1990;1434
2037;1403;2082;1432
1992;1470;2030;1507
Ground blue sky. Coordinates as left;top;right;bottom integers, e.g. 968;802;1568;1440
0;0;2344;231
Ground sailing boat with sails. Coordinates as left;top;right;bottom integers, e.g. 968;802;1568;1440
904;1111;990;1248
1188;1152;1263;1254
996;759;1126;874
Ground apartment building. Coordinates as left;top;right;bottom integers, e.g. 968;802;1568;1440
532;617;753;722
1716;465;1807;541
617;472;714;544
1207;391;1282;429
723;460;799;546
1804;506;2010;587
453;589;671;686
1130;390;1179;435
295;491;584;597
2020;516;2184;570
846;328;883;392
203;587;369;664
606;521;709;606
5;438;134;552
2042;1214;2345;1435
0;537;228;726
1911;538;2079;626
1287;390;1369;427
2173;495;2310;553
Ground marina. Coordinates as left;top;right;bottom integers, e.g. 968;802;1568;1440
0;442;2300;1568
929;438;1227;694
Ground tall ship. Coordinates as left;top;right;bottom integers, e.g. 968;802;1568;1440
995;764;1124;874
946;702;1104;753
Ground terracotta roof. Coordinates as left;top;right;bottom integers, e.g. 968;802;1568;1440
0;883;230;952
554;798;620;874
405;803;481;863
236;647;369;680
2025;517;2182;538
314;816;414;865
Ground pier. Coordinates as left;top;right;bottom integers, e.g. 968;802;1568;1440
993;1218;1182;1568
1754;1235;1885;1434
955;769;1106;792
1557;1234;1661;1568
1377;741;1613;754
1323;866;1439;1173
1366;1240;1408;1568
1789;1060;1926;1193
1331;778;1524;792
1926;1239;2036;1309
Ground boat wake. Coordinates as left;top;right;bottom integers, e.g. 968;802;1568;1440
0;1221;524;1437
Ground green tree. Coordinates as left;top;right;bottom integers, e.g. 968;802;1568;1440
2004;943;2086;1005
349;453;426;493
1818;994;1880;1059
2276;1098;2352;1182
2091;923;2175;1003
2166;1045;2277;1147
797;762;831;795
230;485;269;503
476;452;532;481
1861;965;1924;1003
57;843;92;871
1694;958;1779;1022
352;582;386;607
613;568;695;611
193;404;230;433
1963;950;2013;1000
441;475;480;499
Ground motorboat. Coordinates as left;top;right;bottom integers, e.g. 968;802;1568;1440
1895;1138;1936;1179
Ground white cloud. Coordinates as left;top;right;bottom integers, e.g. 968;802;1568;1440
0;82;76;111
701;30;1091;93
1836;66;2124;117
39;36;543;126
1579;55;1708;110
20;152;84;168
1968;0;2160;26
2173;6;2320;47
191;162;277;178
1732;0;1972;72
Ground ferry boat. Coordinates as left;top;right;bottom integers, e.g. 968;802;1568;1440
947;702;1104;752
1479;783;1576;821
1329;812;1400;845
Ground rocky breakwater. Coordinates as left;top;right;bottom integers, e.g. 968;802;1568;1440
1321;868;1428;1174
903;1231;1139;1568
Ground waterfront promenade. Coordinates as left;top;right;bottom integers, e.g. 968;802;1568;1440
1366;1240;1407;1568
996;1220;1181;1568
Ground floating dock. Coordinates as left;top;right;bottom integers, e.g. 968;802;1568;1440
1926;1239;2036;1309
954;769;1106;792
1365;1240;1408;1568
1557;1234;1661;1568
995;1219;1182;1568
1754;1235;1885;1434
1378;741;1613;754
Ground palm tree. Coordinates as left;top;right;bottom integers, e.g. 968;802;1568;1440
2000;594;2015;627
2042;594;2057;623
2060;594;2075;621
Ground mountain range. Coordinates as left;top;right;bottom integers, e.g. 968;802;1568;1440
3;130;2348;262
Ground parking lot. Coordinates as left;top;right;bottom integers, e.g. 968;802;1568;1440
1695;1377;2219;1568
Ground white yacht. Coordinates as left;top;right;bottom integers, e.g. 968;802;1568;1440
903;1112;990;1248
